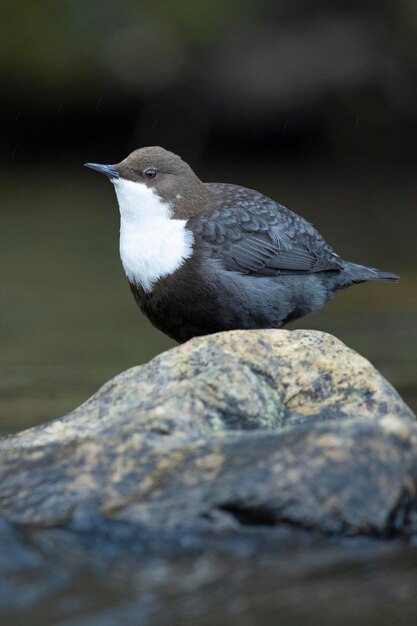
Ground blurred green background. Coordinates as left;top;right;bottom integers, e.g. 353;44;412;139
1;0;416;434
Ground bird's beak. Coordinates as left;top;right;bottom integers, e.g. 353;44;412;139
84;163;119;179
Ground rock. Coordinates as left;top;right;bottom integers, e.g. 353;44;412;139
2;518;417;626
1;329;417;623
0;329;415;537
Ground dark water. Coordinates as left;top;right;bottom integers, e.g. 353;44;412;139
1;160;416;434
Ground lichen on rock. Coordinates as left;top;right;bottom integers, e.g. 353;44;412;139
0;329;415;537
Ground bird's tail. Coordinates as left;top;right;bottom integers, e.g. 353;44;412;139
369;269;400;282
336;261;399;289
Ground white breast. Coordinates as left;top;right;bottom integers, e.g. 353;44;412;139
113;178;194;293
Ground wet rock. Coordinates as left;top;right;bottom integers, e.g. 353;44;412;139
0;329;414;537
2;519;417;626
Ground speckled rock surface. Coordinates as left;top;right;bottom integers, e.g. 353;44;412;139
0;329;415;535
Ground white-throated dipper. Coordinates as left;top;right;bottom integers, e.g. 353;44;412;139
85;147;399;343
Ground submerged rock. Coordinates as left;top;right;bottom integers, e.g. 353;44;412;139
0;329;414;536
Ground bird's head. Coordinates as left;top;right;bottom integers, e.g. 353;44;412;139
84;146;209;220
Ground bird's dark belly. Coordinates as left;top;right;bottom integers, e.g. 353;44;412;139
128;262;325;343
129;273;228;343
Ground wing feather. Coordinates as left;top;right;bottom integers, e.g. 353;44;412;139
190;183;342;277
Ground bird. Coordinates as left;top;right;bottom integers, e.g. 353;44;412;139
84;146;398;343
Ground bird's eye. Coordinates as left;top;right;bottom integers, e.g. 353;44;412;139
144;167;157;179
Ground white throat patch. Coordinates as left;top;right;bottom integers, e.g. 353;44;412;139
113;178;194;292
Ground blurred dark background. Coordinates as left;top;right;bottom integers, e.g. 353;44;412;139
1;0;416;432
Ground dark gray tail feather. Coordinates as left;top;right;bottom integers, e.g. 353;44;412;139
338;261;399;288
370;269;400;282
